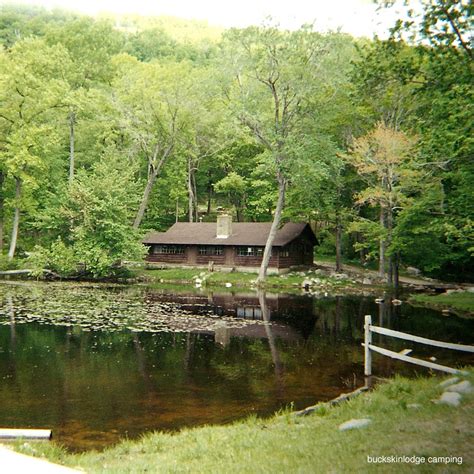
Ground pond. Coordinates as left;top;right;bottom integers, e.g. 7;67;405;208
0;281;473;451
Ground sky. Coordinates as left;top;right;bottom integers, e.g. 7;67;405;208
2;0;404;38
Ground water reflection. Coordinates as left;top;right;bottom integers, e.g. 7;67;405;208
258;290;284;396
0;282;473;452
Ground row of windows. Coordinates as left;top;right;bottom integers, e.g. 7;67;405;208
199;246;223;256
152;245;185;255
236;247;291;257
151;245;301;257
236;247;264;257
152;245;224;255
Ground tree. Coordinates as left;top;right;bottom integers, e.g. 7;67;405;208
214;172;247;221
44;17;124;185
0;171;4;251
30;153;145;277
347;122;417;283
223;26;350;282
111;55;197;229
368;0;474;280
125;27;179;61
0;38;70;259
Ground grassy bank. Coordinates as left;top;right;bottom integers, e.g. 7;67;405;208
409;292;474;316
132;267;367;294
13;370;473;472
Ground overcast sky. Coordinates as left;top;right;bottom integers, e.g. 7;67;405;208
2;0;405;38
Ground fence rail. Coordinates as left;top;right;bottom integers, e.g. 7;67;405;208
363;315;473;376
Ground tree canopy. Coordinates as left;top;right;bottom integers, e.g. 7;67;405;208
0;3;471;281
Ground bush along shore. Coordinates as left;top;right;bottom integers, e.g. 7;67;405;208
11;369;474;473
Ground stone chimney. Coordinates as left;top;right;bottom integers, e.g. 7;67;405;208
216;214;232;239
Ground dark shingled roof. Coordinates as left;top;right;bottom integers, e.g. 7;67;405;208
143;222;316;247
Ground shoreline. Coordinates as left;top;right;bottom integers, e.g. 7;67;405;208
8;369;473;472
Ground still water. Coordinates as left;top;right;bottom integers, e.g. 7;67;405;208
0;282;473;451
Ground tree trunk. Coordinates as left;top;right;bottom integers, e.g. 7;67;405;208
133;144;173;229
378;206;385;279
393;252;400;295
257;173;286;284
8;177;21;260
236;205;242;223
335;212;343;272
188;158;194;222
355;232;365;264
207;173;212;215
192;168;198;222
388;258;394;285
386;204;394;285
133;170;158;229
68;110;75;185
0;171;4;252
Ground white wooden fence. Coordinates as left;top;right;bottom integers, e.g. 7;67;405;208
363;315;474;376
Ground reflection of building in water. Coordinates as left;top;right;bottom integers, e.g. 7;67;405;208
144;290;312;343
236;306;262;320
144;290;314;323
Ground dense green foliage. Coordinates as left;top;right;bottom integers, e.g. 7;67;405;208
0;2;471;280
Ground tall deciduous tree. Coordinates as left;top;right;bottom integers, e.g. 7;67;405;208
0;38;70;259
112;55;196;229
223;26;349;282
347;122;417;283
44;17;124;185
368;0;474;279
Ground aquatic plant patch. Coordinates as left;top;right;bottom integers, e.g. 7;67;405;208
0;282;269;333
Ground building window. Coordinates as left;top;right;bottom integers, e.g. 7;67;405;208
153;244;185;255
279;248;290;257
198;246;223;256
237;246;265;257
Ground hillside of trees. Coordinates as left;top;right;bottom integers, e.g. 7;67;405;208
0;2;472;281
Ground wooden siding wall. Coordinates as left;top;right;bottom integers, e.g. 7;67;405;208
146;235;314;268
234;252;279;268
278;235;314;267
146;253;188;264
196;255;226;265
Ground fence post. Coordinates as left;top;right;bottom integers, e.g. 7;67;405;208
364;315;372;376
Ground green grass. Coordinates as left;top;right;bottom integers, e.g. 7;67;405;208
409;292;474;315
137;267;204;282
13;370;474;473
133;267;358;293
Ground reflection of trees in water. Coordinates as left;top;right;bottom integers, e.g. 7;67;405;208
313;297;366;341
7;295;15;348
0;286;473;451
258;290;285;398
6;295;17;381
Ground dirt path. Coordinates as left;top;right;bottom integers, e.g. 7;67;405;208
0;445;80;473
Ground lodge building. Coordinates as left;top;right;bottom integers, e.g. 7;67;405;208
143;215;317;273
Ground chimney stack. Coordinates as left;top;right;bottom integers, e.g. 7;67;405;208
216;214;232;239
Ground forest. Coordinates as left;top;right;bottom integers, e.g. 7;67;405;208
0;1;472;281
